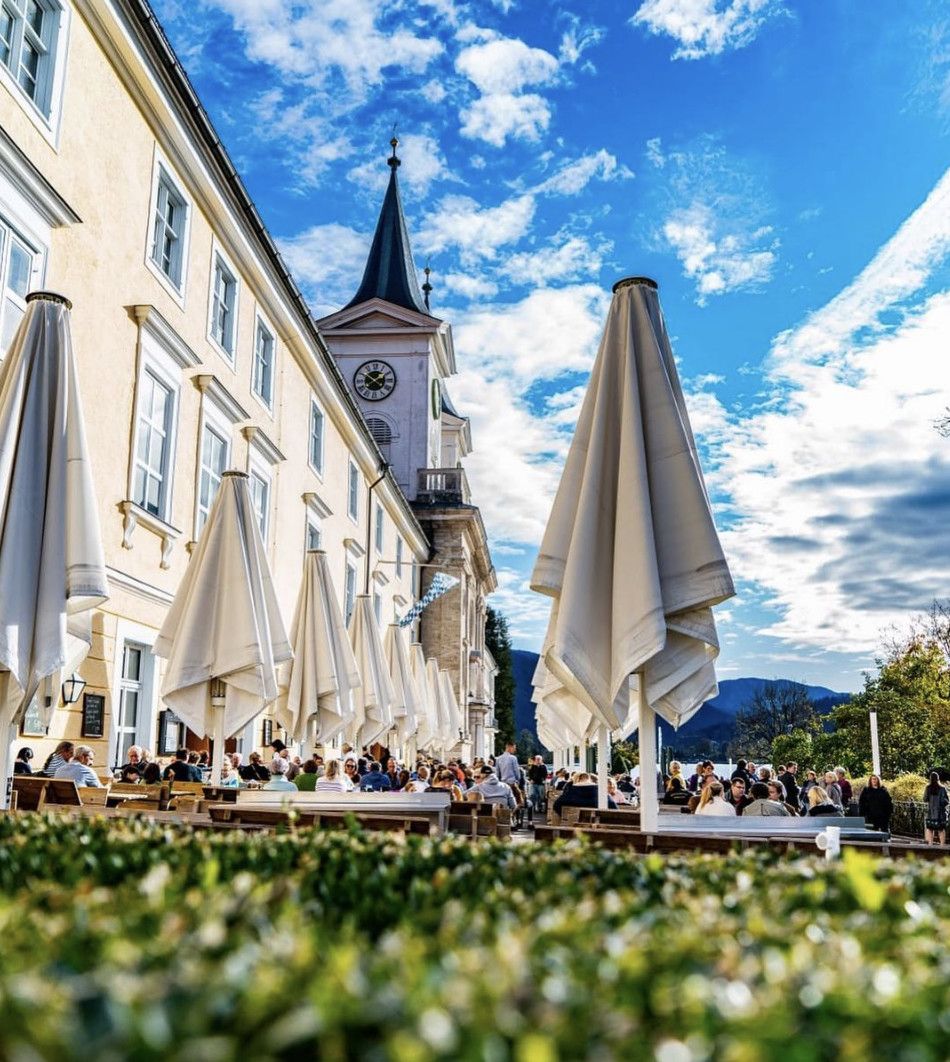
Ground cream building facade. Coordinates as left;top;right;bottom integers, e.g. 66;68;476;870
0;0;460;767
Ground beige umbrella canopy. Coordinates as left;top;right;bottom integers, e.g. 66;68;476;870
531;277;734;820
439;669;463;751
424;656;447;753
154;470;291;783
275;550;360;746
347;595;395;751
0;293;108;804
409;642;435;752
384;623;418;753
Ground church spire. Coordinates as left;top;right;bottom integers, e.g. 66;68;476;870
345;136;429;315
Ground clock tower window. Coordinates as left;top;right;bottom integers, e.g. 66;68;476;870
366;415;393;461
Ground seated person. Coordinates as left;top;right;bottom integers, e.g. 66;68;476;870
314;759;352;792
552;772;617;814
117;745;146;782
163;748;203;783
13;748;33;775
54;744;103;788
294;759;320;791
471;765;517;809
218;759;241;788
431;768;464;802
359;761;392;792
806;786;840;816
142;762;163;785
262;759;297;791
742;781;791;816
239;751;271;783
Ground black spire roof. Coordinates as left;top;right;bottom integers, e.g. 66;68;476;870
345;138;429;315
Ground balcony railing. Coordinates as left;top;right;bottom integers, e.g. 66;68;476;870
416;466;471;505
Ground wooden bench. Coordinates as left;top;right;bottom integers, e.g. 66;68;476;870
108;782;170;809
12;777;82;810
447;801;512;839
206;804;431;835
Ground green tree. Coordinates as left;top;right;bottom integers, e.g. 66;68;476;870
731;682;819;760
770;727;817;771
611;739;639;773
824;626;950;776
485;607;516;752
516;727;540;762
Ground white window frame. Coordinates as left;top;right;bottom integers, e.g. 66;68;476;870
373;591;382;624
0;210;44;356
0;0;69;146
144;152;191;306
347;460;359;523
108;619;161;769
206;239;240;362
251;308;276;412
248;449;272;546
128;334;182;526
305;509;322;551
194;400;232;538
344;560;357;627
374;501;384;553
308;395;325;477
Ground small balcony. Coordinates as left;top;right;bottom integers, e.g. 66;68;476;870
416;466;471;506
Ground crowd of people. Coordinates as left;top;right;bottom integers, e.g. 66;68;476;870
13;739;950;844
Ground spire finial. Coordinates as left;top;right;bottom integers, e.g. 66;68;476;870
388;131;400;170
422;259;433;311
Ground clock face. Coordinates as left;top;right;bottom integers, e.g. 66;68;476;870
354;360;396;401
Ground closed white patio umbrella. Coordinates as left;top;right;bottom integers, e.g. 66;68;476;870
275;550;360;747
531;277;734;823
384;623;418;756
154;470;291;784
347;595;395;751
439;669;463;753
0;292;108;805
424;656;447;755
409;641;435;754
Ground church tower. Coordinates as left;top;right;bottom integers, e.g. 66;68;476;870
317;138;456;503
317;139;498;761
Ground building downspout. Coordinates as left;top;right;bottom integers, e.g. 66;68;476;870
364;463;390;594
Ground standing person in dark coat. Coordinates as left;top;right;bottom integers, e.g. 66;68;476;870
858;775;893;832
778;762;799;807
552;773;617;813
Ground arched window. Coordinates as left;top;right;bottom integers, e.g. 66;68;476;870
366;415;393;461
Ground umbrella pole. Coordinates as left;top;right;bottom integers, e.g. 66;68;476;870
637;675;659;832
597;724;610;810
0;690;14;810
210;679;226;786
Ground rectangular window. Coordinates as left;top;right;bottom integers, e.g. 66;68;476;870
0;0;61;117
309;398;324;474
197;423;228;534
344;562;357;626
374;503;384;553
132;369;173;517
115;642;143;767
210;255;237;355
0;223;35;355
150;168;187;289
347;461;359;521
395;537;403;578
252;318;274;406
373;592;382;624
250;470;269;540
306;516;321;551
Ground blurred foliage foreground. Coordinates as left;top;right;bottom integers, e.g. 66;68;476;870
0;815;948;1061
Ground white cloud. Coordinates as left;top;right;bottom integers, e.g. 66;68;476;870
442;273;499;300
647;137;779;302
209;0;443;101
663;203;777;301
533;148;634;196
347;133;448;197
277;223;369;316
418;193;536;263
420;80;447;104
507;234;612;286
459;91;552;146
703;166;950;654
632;0;786;60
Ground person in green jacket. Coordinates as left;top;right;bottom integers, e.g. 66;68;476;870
294;759;320;791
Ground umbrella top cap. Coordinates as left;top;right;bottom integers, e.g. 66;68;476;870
612;276;658;294
221;470;249;479
25;290;72;310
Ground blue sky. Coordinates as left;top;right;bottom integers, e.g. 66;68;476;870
152;0;950;692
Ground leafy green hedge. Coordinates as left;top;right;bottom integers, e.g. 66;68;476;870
0;816;949;1060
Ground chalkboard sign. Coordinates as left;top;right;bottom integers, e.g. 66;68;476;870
261;718;273;747
81;693;105;738
20;696;48;737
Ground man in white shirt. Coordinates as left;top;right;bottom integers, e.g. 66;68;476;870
54;745;103;788
493;743;521;787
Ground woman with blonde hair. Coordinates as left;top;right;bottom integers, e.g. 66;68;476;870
806;785;838;816
695;780;735;816
314;758;351;793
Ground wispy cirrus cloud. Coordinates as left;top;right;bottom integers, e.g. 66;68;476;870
632;0;787;60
